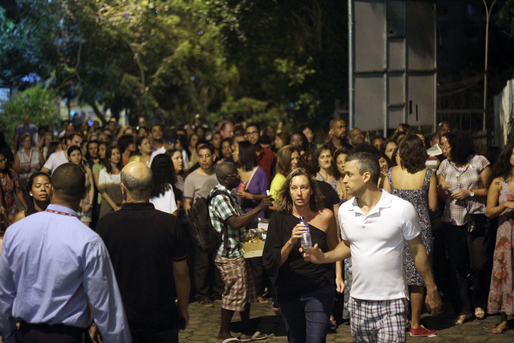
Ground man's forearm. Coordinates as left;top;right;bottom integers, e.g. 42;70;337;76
227;205;265;230
323;241;351;263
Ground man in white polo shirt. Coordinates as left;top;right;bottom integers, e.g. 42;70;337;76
304;151;442;342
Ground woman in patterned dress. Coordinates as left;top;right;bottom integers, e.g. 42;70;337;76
0;153;29;225
383;134;438;337
486;142;514;334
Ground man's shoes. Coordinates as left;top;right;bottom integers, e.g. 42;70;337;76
198;296;214;307
409;325;437;337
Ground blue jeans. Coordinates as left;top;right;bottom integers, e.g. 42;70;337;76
278;283;334;343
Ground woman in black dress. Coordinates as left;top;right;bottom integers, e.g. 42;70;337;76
263;168;339;343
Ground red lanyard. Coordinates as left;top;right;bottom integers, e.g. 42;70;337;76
45;209;75;217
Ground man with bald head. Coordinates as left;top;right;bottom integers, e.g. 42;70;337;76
0;163;130;343
96;162;190;343
209;162;272;342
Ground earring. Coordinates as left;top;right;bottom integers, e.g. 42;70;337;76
29;193;33;196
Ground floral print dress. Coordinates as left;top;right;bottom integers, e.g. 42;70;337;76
488;179;514;315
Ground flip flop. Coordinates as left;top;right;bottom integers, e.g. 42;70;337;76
239;331;268;342
492;321;509;334
218;337;240;343
453;313;472;325
475;307;485;320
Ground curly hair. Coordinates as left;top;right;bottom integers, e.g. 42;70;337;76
276;168;324;213
492;142;514;180
444;132;475;165
398;134;427;174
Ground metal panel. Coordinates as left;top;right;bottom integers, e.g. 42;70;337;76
354;1;386;71
354;76;386;130
349;0;436;132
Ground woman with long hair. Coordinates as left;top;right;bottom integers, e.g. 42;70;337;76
438;132;491;325
274;132;288;153
263;168;340;342
236;141;268;218
165;148;186;195
117;134;135;166
381;138;398;161
0;152;28;225
38;131;56;162
67;146;95;226
150;154;179;215
333;148;350;202
13;133;44;205
316;144;336;187
486;142;514;333
129;136;152;165
85;140;100;168
98;145;123;218
269;145;301;200
383;134;438;336
13;172;51;223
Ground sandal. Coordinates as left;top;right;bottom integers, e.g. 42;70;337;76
474;307;485;320
492;321;509;334
256;296;268;304
239;331;268;342
217;337;240;343
453;313;472;325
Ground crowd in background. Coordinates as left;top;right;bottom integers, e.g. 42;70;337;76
0;112;513;337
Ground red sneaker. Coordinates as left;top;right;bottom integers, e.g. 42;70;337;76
409;325;437;337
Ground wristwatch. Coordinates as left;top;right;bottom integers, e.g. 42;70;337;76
469;190;475;197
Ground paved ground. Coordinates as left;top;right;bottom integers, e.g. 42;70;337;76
181;300;514;342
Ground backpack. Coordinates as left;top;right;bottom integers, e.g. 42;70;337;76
186;190;230;253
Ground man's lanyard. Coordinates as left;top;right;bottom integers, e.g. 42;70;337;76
45;209;75;217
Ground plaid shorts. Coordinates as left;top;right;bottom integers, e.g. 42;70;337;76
348;297;408;343
215;256;256;312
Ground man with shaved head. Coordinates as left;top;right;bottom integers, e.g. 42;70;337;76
209;162;272;342
96;162;190;343
0;163;130;343
327;118;352;151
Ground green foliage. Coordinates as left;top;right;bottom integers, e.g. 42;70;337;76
0;84;60;145
0;0;348;130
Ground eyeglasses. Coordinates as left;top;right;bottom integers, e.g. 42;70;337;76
246;130;259;136
198;154;211;159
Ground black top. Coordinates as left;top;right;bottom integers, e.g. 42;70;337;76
316;181;339;211
96;202;188;330
263;212;335;301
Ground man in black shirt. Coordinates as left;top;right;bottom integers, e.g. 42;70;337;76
96;162;190;343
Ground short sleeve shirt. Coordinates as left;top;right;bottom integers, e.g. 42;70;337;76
437;155;490;225
183;169;218;200
209;184;246;258
339;191;421;300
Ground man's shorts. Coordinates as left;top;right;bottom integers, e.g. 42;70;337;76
348;297;408;343
215;256;256;312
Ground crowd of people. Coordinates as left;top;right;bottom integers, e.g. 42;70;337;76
0;112;512;343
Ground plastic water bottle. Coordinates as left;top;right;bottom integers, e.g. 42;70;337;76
299;216;312;249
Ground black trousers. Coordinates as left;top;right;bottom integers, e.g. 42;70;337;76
443;219;490;315
193;245;223;299
16;322;92;343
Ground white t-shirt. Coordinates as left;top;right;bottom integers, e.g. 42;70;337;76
98;168;121;186
339;190;421;301
43;151;68;174
150;187;178;214
149;147;165;166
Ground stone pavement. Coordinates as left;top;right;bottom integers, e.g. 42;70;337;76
181;300;514;342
